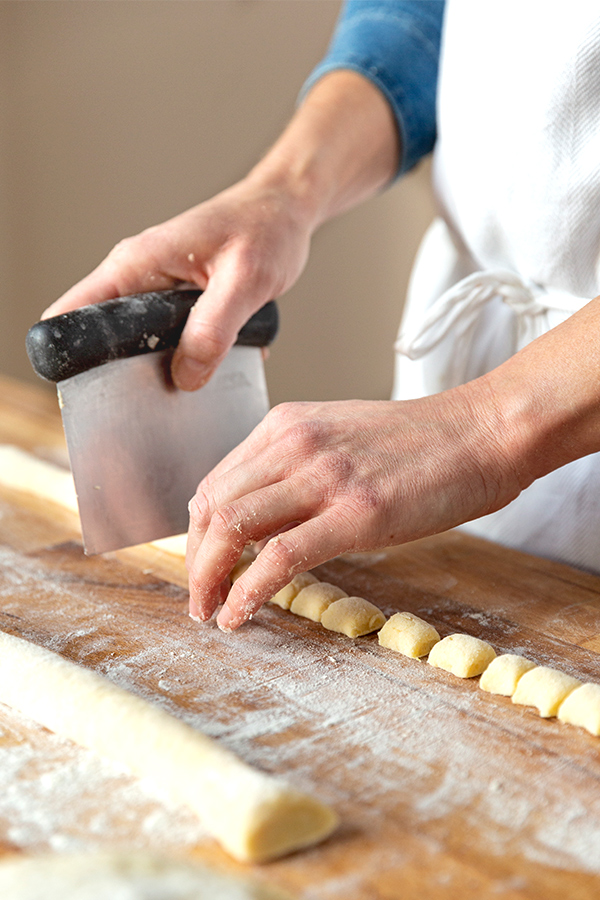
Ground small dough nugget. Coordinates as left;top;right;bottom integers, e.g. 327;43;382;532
428;633;496;678
378;612;440;658
230;547;256;583
269;572;319;610
321;597;386;638
558;683;600;735
479;653;536;696
290;583;348;622
512;666;581;718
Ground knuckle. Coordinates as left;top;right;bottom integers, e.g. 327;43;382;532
262;533;298;572
265;402;296;427
233;243;270;286
282;419;327;457
107;235;137;261
211;504;245;545
185;316;230;362
188;489;211;529
316;450;354;483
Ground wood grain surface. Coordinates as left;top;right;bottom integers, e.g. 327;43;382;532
1;375;600;898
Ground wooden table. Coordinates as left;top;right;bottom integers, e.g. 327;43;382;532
1;374;600;898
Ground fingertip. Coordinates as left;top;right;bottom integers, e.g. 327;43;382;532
189;598;208;622
216;603;237;632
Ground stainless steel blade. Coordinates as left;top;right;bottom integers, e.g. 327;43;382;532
57;345;269;554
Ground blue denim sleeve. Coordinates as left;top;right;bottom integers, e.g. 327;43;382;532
301;0;444;176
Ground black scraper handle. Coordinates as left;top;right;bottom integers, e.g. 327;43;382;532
26;289;279;383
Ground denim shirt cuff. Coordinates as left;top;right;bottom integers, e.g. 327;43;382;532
299;1;444;178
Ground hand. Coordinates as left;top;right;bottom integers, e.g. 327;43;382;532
41;71;399;391
42;178;313;391
186;382;524;631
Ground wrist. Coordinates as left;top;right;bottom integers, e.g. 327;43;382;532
246;70;400;234
479;301;600;491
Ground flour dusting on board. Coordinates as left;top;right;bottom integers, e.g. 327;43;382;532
2;537;600;884
0;704;206;852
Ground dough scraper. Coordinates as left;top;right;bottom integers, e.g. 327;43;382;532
26;289;278;554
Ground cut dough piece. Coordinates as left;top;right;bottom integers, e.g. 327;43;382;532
428;634;496;678
320;597;386;638
0;444;78;513
290;582;348;622
269;572;319;610
512;666;581;718
377;612;440;658
0;630;337;863
0;851;290;900
558;683;600;735
230;547;256;583
479;653;536;696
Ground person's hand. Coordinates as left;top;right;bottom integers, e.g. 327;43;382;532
42;176;313;391
41;70;400;392
186;381;525;631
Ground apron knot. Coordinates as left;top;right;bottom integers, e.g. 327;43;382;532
395;269;589;361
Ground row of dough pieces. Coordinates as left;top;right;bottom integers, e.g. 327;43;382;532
0;447;595;740
232;555;600;739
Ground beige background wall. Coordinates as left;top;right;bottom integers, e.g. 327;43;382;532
0;0;435;406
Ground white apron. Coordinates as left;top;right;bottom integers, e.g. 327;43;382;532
392;0;600;572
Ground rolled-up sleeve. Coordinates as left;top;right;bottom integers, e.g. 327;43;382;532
301;0;444;176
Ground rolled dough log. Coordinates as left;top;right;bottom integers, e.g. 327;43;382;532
0;443;78;513
479;654;536;696
152;533;188;555
269;572;319;610
557;682;600;735
290;582;348;622
0;630;337;863
0;851;290;900
377;612;440;658
320;597;386;638
512;665;581;718
427;634;496;678
0;444;189;556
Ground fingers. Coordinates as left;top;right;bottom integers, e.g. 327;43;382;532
185;431;282;571
171;259;272;391
216;511;353;631
187;477;318;621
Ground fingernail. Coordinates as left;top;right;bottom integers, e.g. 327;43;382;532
172;356;211;391
189;598;208;622
217;605;235;632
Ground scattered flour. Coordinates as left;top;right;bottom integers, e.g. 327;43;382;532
1;538;600;886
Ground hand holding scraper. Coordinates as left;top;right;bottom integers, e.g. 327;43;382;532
26;289;278;554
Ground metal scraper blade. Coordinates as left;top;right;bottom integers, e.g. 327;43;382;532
57;345;269;554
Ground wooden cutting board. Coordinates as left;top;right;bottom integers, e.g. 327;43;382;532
1;374;600;898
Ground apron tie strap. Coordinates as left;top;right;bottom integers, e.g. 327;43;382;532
395;269;589;361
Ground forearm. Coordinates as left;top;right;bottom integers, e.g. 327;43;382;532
483;297;600;490
244;70;401;234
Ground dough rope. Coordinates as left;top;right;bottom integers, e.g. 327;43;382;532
0;630;338;864
3;445;599;739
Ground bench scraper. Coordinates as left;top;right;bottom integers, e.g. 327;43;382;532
26;290;278;554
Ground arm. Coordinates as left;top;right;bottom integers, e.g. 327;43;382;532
43;69;398;391
187;295;600;630
42;0;443;390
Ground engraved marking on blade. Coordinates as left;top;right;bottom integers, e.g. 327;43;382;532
216;371;252;391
